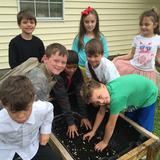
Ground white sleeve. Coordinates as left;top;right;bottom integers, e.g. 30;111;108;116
104;62;120;83
85;62;92;78
40;102;54;134
132;36;138;48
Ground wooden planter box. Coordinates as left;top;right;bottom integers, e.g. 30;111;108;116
49;114;160;160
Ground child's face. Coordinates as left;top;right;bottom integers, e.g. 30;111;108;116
90;84;110;106
43;52;67;75
6;102;33;123
140;16;157;37
87;53;103;68
19;19;36;35
64;64;77;78
83;14;97;33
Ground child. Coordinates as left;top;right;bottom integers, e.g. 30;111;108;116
51;50;91;138
9;10;45;68
72;6;109;68
85;39;120;83
0;76;60;160
113;8;160;84
26;43;68;101
81;74;158;151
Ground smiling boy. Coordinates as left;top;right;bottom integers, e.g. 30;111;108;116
26;43;68;101
9;10;45;68
81;74;158;151
85;39;119;83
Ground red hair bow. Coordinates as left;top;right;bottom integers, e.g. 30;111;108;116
81;6;93;15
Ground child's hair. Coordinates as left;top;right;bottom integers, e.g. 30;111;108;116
45;43;68;58
17;10;37;26
81;80;101;104
78;6;101;50
85;39;104;56
139;8;159;35
0;75;35;112
67;50;79;65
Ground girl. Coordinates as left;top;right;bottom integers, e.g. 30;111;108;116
72;6;109;68
113;8;160;84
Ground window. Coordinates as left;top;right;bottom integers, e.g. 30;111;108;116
19;0;63;20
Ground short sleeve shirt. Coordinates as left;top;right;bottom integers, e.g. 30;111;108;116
107;74;158;114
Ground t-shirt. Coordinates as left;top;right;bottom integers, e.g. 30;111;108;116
130;35;160;71
86;57;120;84
9;34;45;68
107;74;158;114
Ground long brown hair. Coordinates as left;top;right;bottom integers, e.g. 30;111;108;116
77;7;101;51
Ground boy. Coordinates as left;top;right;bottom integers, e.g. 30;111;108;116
51;50;91;138
0;76;60;160
81;74;158;152
9;10;45;68
85;39;119;83
85;39;120;124
26;43;68;101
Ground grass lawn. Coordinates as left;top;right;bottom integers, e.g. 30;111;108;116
154;97;160;137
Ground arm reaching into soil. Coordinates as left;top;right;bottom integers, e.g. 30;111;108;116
95;114;119;152
83;106;105;141
81;118;92;130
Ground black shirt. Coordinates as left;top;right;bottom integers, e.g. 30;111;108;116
9;34;45;68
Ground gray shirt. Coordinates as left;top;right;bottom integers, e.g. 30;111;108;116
26;63;56;101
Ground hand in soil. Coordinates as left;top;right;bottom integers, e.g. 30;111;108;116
39;134;50;145
67;124;79;139
83;130;95;141
81;118;92;130
95;140;108;152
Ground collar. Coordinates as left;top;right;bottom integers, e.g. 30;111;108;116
2;107;35;131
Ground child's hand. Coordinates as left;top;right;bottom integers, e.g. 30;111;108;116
67;124;79;139
39;134;50;145
83;131;95;142
94;140;108;152
81;118;92;130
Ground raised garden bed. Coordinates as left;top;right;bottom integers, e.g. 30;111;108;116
49;113;159;160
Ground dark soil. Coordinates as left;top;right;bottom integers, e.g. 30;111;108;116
52;113;148;160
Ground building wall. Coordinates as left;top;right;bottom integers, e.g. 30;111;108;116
0;0;159;69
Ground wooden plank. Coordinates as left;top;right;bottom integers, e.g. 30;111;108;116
146;140;160;160
120;114;159;140
49;133;74;160
49;114;159;160
118;138;156;160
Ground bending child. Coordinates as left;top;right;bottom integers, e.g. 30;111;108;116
51;50;91;139
0;76;60;160
113;8;160;84
81;74;158;151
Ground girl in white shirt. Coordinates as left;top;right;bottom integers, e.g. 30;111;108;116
113;8;160;84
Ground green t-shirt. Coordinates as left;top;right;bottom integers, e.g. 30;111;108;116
107;74;158;114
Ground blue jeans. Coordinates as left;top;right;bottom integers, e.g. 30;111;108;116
125;102;156;132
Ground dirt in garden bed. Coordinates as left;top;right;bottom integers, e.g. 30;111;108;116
52;113;148;160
